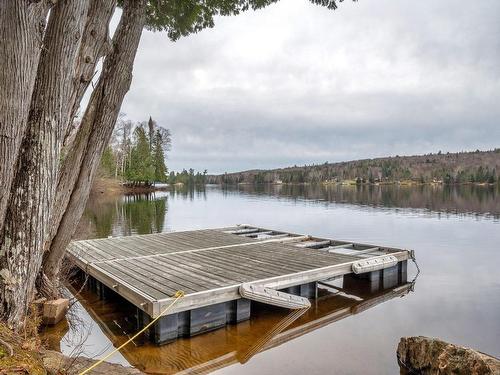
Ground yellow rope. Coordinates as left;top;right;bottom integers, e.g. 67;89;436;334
79;290;185;375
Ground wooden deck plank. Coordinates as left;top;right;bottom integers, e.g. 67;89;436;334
74;240;116;261
198;248;304;276
100;237;162;256
226;243;359;268
97;259;182;295
175;251;277;281
72;241;115;263
93;229;255;261
226;243;335;266
237;245;359;271
89;237;156;260
117;258;204;293
208;249;307;274
130;256;224;291
144;254;235;286
162;253;246;285
96;262;173;300
176;251;277;280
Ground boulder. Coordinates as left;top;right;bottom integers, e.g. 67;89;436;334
397;336;500;375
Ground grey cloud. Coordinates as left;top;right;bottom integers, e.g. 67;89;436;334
119;0;500;173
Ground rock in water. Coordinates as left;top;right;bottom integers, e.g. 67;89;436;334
397;336;500;374
42;350;144;374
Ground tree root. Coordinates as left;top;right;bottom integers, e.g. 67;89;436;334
0;337;13;357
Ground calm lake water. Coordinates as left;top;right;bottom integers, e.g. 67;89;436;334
43;184;500;374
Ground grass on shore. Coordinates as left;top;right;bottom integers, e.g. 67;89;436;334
0;319;46;374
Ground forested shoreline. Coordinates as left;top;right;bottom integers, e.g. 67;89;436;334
98;115;210;188
206;149;500;185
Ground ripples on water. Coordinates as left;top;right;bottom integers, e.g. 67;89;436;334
42;184;500;374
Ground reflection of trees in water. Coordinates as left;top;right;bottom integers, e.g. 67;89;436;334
82;193;168;238
226;184;500;218
121;195;167;235
169;185;207;201
79;183;498;239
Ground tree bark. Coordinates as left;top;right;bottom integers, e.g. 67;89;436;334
41;0;146;294
63;0;116;146
47;0;116;243
0;0;88;328
0;1;49;236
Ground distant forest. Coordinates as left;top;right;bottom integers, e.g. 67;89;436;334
206;149;500;185
168;168;208;185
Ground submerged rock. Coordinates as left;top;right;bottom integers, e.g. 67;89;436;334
397;336;500;375
42;350;143;374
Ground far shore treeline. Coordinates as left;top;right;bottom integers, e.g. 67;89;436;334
100;127;499;187
206;149;500;186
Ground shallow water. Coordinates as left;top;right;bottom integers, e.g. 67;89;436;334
43;184;500;374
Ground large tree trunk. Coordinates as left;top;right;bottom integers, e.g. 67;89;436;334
47;0;116;244
40;0;146;295
0;0;88;328
63;0;116;146
0;1;48;235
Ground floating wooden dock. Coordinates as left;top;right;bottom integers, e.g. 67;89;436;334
68;225;412;344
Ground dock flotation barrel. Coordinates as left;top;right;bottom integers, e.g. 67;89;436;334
239;283;311;309
352;255;398;274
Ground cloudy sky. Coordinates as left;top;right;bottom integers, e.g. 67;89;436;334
119;0;500;174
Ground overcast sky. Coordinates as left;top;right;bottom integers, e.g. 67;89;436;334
119;0;500;174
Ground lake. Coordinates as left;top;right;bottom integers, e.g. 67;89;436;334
43;184;500;374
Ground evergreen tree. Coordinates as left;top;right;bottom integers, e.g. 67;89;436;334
148;116;155;151
126;127;154;184
168;171;176;184
152;130;168;182
99;145;116;177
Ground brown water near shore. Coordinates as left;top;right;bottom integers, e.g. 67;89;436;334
42;184;500;374
43;277;413;374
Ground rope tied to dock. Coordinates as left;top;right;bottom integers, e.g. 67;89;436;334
78;290;185;375
408;250;420;292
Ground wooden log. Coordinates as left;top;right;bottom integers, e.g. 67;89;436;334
42;298;69;325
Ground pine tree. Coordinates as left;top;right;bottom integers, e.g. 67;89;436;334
99;145;116;177
148;116;155;151
126;127;154;185
168;171;176;184
152;130;168;183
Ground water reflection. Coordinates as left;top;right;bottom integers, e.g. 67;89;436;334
79;184;499;241
80;193;169;238
169;186;207;201
44;276;413;374
220;184;500;219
